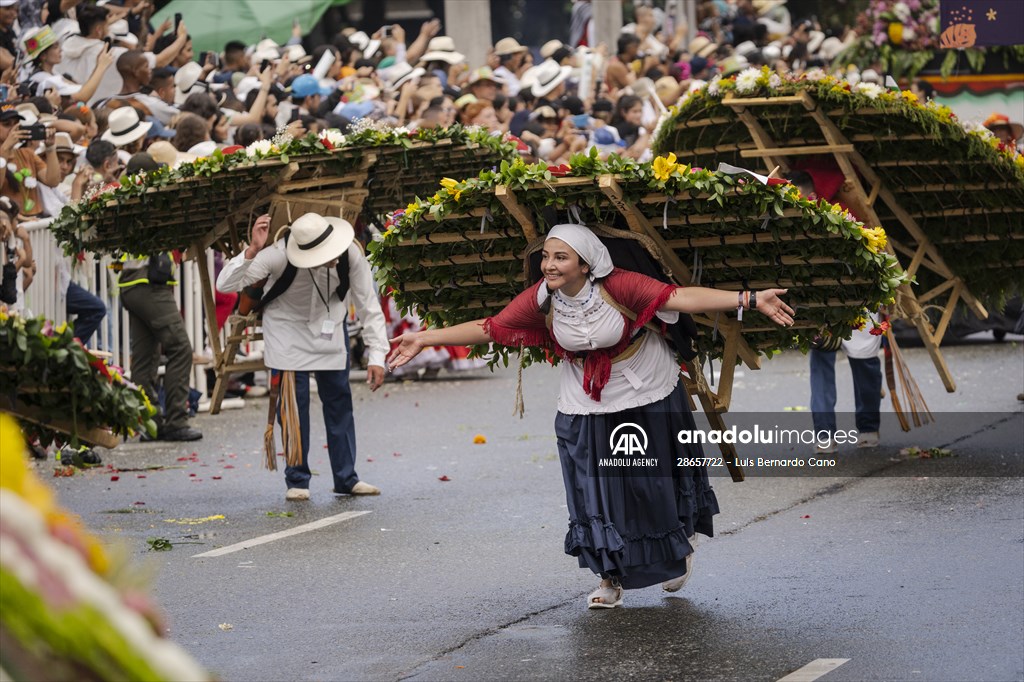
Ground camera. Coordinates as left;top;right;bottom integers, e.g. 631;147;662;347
22;124;47;141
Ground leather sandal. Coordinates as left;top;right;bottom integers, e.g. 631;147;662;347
662;553;694;592
587;582;623;609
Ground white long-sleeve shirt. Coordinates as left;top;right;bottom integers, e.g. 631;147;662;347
216;241;388;372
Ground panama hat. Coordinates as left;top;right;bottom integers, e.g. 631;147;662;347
420;36;465;64
528;59;572;98
494;37;528;56
53;132;84;156
540;40;565;60
387;61;425;89
688;36;717;59
285;213;355;269
108;19;138;48
174;61;226;105
101;107;152;146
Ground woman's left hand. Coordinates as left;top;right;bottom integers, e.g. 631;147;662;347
755;288;796;327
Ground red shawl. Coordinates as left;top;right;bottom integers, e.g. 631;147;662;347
483;269;677;401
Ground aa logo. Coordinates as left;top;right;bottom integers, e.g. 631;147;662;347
609;423;648;456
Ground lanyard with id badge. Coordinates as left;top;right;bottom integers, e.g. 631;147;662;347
310;269;336;340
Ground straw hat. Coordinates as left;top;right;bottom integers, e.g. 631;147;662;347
108;19;138;48
147;140;179;167
688;36;717;59
494;37;528;56
285;213;355;269
387;62;426;89
540;40;565;60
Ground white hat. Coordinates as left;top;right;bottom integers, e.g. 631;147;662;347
540;40;565;60
807;30;826;55
387;61;425;90
187;140;218;157
285;213;355;269
36;73;82;97
252;38;281;63
420;36;465;65
527;59;572;98
283;44;310;63
819;36;845;61
15;103;40;126
0;0;19;6
54;132;84;156
234;76;261;101
494;37;528;56
101;107;152;146
108;19;138;48
174;61;224;106
734;41;759;58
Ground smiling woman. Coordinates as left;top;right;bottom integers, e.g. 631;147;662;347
388;223;794;610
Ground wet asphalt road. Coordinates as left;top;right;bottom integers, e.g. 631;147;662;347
42;337;1024;682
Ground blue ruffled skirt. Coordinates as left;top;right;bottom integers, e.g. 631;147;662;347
555;382;720;589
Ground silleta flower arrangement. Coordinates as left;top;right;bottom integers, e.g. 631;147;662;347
369;149;908;365
0;414;211;681
0;310;157;446
49;126;517;257
652;69;1024;305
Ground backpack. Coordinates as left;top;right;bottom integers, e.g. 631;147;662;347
239;236;352;315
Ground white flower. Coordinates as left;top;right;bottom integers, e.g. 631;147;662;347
961;120;995;140
24;176;38;189
245;139;273;157
903;26;916;42
735;68;761;94
319;128;346;147
6;162;16;173
706;75;722;97
768;73;782;89
854;82;884;100
393;126;410;136
804;68;827;82
893;2;911;21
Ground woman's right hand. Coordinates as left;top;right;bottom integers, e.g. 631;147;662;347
387;332;425;371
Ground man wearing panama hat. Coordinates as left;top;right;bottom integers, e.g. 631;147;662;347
218;213;389;500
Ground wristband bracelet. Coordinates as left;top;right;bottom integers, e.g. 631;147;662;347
737;290;745;321
750;290;757;311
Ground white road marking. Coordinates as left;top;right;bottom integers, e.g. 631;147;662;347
776;659;851;682
192;511;372;558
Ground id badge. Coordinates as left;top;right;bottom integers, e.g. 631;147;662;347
319;319;336;340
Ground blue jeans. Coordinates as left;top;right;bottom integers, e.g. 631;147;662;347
277;369;360;492
810;349;882;434
66;282;106;347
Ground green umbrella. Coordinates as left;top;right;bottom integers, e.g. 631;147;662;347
153;0;351;55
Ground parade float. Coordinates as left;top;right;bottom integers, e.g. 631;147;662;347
369;152;908;480
0;310;156;449
0;414;210;681
651;68;1024;394
50;125;517;412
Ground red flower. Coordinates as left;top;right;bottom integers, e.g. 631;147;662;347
870;319;891;336
221;145;244;155
547;164;571;177
321;138;335;150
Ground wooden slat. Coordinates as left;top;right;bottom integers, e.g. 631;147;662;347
740;144;855;157
402;275;525;292
665;230;841;248
494;185;538;241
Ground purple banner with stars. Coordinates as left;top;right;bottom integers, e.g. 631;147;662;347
940;1;1024;48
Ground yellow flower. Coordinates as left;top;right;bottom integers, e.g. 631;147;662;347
901;90;918;104
652;153;678;182
473;434;487;444
861;226;887;254
56;321;67;334
851;315;868;331
406;202;419;214
440;177;462;202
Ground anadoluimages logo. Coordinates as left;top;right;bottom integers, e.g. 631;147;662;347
609;423;649;456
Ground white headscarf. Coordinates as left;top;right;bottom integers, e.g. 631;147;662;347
537;224;614;309
546;224;614;278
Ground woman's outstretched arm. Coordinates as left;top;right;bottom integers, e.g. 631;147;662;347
388;319;492;371
663;286;795;327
